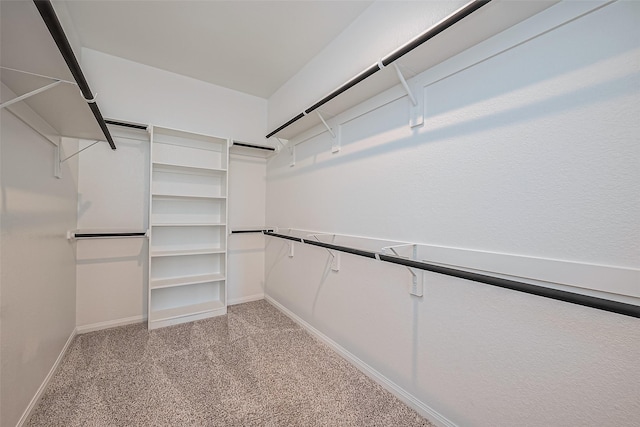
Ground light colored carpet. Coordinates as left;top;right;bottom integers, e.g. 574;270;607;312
27;300;433;426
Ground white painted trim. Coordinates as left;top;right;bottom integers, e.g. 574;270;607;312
16;327;77;427
76;315;146;334
228;293;265;306
264;295;457;427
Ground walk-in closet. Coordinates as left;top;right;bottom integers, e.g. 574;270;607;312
1;1;638;426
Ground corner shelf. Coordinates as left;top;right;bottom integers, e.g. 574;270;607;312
229;140;276;158
148;125;229;329
149;273;226;290
1;1;113;144
150;247;226;257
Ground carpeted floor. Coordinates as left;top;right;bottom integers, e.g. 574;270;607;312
27;300;433;426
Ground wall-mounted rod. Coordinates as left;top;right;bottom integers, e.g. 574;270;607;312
232;142;276;152
265;0;491;139
69;231;147;239
231;229;275;234
105;119;148;131
33;0;116;150
263;231;640;319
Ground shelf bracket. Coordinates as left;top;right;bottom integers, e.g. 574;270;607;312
59;140;101;164
289;144;296;167
0;80;63;110
309;234;340;272
274;137;287;152
381;243;424;297
288;241;295;258
316;111;340;153
54;145;61;179
392;64;417;107
275;137;296;167
392;64;424;128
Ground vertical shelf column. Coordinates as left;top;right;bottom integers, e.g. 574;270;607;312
148;126;228;329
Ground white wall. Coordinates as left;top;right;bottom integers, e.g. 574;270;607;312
75;126;149;330
227;153;267;305
265;1;640;426
75;49;268;329
0;111;78;426
81;48;267;143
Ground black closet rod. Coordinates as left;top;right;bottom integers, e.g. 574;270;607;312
232;142;276;152
105;119;148;131
263;231;640;319
265;0;491;139
73;232;147;238
33;0;116;150
231;229;275;234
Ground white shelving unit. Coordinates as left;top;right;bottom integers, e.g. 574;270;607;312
148;126;228;329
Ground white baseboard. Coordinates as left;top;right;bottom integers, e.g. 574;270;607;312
264;295;457;427
76;315;146;334
17;327;77;427
228;293;264;306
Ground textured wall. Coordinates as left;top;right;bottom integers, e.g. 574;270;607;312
0;111;78;426
265;1;640;426
227;154;267;304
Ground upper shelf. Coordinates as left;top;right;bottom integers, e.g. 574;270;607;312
0;1;113;145
230;140;277;158
266;0;559;141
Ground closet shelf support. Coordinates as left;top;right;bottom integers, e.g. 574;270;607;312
316;111;336;139
382;244;425;297
0;80;63;109
316;111;341;153
308;234;341;271
392;64;417;107
59;140;101;164
33;0;116;150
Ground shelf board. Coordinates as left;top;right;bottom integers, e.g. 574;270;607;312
148;300;225;323
151;193;226;200
150;273;226;290
1;1;109;142
150;247;225;257
151;222;226;227
268;0;558;140
152;161;226;175
230;141;276;158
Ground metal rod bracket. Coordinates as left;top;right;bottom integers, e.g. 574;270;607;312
289;241;295;258
316;111;341;153
382;243;424;296
290;144;296;167
393;64;417;106
392;64;424;129
0;80;63;110
60;140;101;164
309;233;341;272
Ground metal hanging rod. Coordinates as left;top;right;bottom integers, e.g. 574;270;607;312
231;142;276;152
105;119;148;131
263;231;640;319
33;0;116;150
231;229;275;234
265;0;491;139
68;231;148;239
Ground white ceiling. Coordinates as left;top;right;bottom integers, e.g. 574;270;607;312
62;1;372;99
